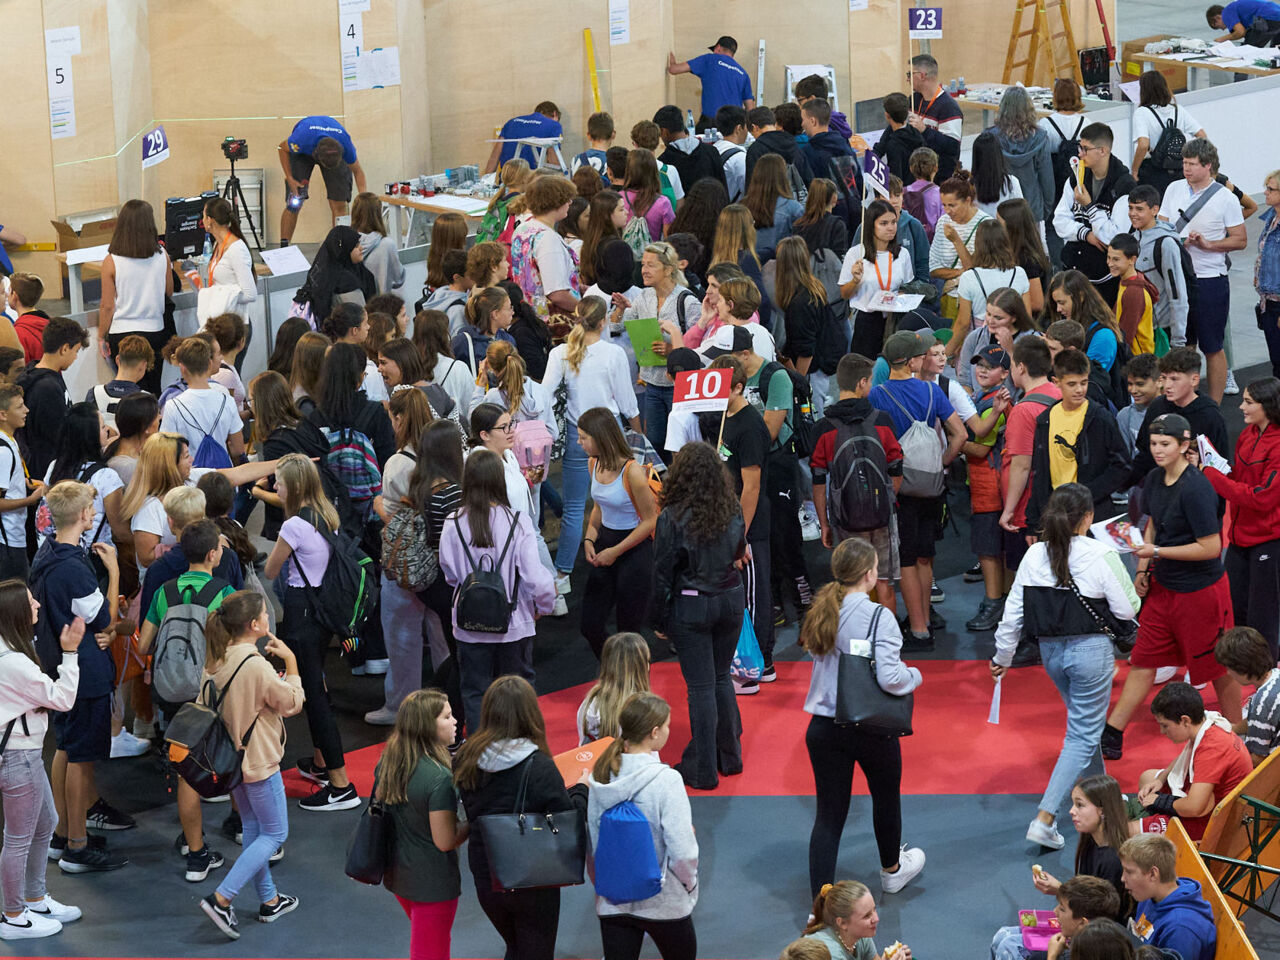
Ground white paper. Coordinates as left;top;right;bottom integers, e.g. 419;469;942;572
338;0;370;12
65;243;109;266
418;194;490;216
47;57;75;140
854;291;925;314
258;245;312;276
1198;435;1231;475
608;0;630;45
1090;514;1146;553
849;0;869;9
355;47;400;88
1119;80;1141;103
342;50;360;92
45;26;82;58
340;13;362;53
988;678;1001;725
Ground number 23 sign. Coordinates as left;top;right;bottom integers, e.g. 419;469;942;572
673;368;731;414
908;7;942;40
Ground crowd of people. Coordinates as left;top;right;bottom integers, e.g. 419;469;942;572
0;43;1278;960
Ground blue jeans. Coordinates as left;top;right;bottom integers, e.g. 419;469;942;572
1038;634;1114;819
991;924;1032;960
643;383;675;459
218;772;288;905
555;420;589;574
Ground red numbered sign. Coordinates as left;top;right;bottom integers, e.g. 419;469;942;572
672;368;731;413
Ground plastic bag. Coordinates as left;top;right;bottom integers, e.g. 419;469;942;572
731;611;764;682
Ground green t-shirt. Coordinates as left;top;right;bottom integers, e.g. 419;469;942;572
145;571;235;625
805;926;877;960
747;362;793;449
382;756;462;903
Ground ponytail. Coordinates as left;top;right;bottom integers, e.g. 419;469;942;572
804;880;870;935
1039;482;1094;586
567;295;608;374
591;692;670;784
799;538;877;657
487;340;526;415
465;286;508;336
204;590;265;666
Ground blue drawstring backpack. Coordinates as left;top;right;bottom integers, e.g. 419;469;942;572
593;766;666;904
731;610;764;682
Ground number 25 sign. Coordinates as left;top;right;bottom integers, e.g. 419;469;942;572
908;7;942;40
673;368;731;413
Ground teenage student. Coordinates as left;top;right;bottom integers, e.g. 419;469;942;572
1029;774;1138;906
16;317;88;480
1118;834;1216;960
1127;185;1191;351
160;337;244;468
577;632;652;745
1128;347;1229;485
1214;627;1280;764
992;875;1121;960
803;879;913;960
0;384;44;581
1106;234;1158;355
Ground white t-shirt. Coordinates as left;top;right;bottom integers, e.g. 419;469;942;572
936;375;977;420
585;282;644;389
363;358;389;403
977;177;1024;220
129;469;213;573
1159;179;1245;278
211;362;248;413
956;266;1030;323
542;339;639;424
695;321;777;362
1038;112;1086;151
664;409;702;454
839;245;915;311
0;432;27;548
715;140;748;201
161;387;242;457
1132;103;1202;147
38;462;125;549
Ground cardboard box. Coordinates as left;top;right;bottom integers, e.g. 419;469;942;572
51;214;116;282
1120;34;1188;93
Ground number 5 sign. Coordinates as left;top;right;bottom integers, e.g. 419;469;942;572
141;125;170;169
908;7;943;39
672;368;732;413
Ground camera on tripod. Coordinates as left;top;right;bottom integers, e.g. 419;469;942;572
221;137;248;161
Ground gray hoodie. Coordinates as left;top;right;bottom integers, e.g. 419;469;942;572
358;231;405;295
587;752;698;920
423;285;470;336
995;128;1056;222
477;737;538;772
1133;221;1190;347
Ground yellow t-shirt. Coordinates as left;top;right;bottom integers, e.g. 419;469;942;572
1048;401;1088;488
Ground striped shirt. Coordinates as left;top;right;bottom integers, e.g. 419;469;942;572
427;483;462;552
1244;669;1280;758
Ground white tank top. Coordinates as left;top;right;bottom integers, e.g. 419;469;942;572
109;251;167;333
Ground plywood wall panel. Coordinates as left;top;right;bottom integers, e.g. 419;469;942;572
608;0;676;145
397;0;433;173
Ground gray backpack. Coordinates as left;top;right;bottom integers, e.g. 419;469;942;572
877;385;945;498
151;578;230;710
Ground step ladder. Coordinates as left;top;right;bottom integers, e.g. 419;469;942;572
1003;0;1085;86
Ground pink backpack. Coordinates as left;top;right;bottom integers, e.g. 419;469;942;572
511;419;553;485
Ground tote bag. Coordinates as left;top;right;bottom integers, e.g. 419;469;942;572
344;786;394;885
834;606;915;737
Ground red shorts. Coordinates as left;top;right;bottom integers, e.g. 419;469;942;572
1129;574;1231;685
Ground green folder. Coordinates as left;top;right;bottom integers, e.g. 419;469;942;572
624;316;665;367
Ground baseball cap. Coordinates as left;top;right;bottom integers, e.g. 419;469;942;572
1148;412;1192;441
710;35;738;54
667;347;703;377
883;330;929;365
704;324;753;359
971;343;1010;370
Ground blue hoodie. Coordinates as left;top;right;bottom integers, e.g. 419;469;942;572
1133;878;1217;960
30;541;113;695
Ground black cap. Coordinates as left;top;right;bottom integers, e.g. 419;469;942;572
710;36;738;54
1148;413;1192;441
970;343;1010;370
667;348;703;377
704;325;753;359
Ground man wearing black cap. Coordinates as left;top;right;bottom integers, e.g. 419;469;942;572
667;37;756;133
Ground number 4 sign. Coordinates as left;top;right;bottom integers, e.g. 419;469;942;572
908;7;942;39
141;125;170;169
672;368;732;413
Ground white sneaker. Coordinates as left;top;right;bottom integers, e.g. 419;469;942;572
0;907;62;940
27;895;81;923
364;706;397;726
732;677;760;696
799;506;822;542
880;846;925;893
1154;665;1179;684
362;659;389;676
200;793;231;803
551;596;569;617
1026;817;1065;850
554;573;572;596
1224;370;1240;396
109;730;150;758
131;717;156;740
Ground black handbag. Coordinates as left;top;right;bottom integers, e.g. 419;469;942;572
834;606;915;737
474;755;586;891
344;775;394;885
1066;576;1139;655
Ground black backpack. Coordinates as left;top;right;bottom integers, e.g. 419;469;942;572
756;361;819;458
826;418;893;533
1148;106;1187;174
452;511;521;633
292;509;379;653
1046;116;1085;193
1150;232;1200;318
163;654;262;799
1086;322;1129;411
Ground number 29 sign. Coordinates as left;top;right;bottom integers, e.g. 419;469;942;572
673;368;732;414
908;7;943;40
141;125;170;170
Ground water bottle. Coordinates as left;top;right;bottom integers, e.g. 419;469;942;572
202;234;212;259
686;108;696;135
958;76;967;94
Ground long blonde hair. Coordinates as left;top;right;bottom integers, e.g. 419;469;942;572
711;204;759;269
486;339;527;416
582;632;651;740
592;692;669;783
773;236;827;311
377;689;452;804
566;296;608;374
276;453;340;532
799;538;877;657
487;158;532;215
804;880;872;935
121;432;187;519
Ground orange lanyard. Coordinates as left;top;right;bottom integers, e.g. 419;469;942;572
920;87;942;118
874;255;892;291
207;232;234;280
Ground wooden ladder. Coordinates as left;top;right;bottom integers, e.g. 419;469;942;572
1004;0;1085;86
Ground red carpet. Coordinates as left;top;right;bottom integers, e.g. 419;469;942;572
287;661;1219;800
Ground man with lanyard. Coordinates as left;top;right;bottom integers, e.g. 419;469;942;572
1207;2;1280;46
906;54;962;181
1159;139;1247;404
667;36;756;133
278;116;367;246
1051;122;1135;305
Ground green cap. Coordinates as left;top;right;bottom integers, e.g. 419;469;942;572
883;330;930;365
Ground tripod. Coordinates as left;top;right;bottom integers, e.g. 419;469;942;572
222;156;263;251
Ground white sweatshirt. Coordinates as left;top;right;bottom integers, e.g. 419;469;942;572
0;647;79;752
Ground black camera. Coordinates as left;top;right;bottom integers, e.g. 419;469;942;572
221;137;248;161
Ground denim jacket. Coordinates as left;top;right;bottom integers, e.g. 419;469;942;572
1257;207;1280;302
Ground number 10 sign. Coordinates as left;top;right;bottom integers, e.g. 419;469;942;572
673;368;731;414
908;7;942;39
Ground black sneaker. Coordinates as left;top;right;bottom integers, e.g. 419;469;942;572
48;833;104;861
221;811;243;845
86;799;135;831
901;631;935;653
298;782;360;812
759;665;778;683
772;605;786;627
201;894;239;940
930;579;946;603
295;759;330;785
1101;724;1124;761
58;843;128;873
258;893;298;923
185;845;225;882
928;607;947;630
963;563;983;583
965;597;1005;632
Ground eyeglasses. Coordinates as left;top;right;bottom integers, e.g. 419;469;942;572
1266;184;1280;193
496;422;515;433
1078;144;1101;154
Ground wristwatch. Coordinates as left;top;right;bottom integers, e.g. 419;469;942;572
1153;545;1161;559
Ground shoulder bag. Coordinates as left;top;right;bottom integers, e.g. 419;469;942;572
1065;575;1138;655
834;606;915;737
474;755;586;891
344;773;394;885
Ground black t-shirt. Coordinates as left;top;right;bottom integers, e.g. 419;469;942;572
711;403;771;540
1143;465;1224;591
1078;844;1128;919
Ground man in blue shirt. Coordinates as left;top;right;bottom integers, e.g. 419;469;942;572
1207;1;1280;44
484;101;564;174
667;36;756;132
277;115;367;245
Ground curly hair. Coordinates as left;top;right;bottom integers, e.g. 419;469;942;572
660;441;739;543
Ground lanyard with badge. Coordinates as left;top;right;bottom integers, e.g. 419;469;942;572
871;254;897;310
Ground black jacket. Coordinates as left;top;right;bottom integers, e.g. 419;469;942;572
15;366;68;479
795;214;850;258
305;397;396;468
873;125;925;185
745;131;814;187
507;315;551;381
1129;395;1229;489
659;141;726;192
651;508;747;632
799;131;862;229
1027;400;1132;529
